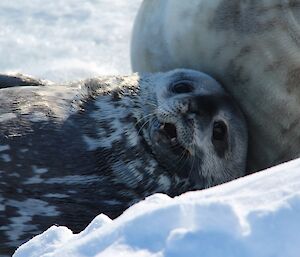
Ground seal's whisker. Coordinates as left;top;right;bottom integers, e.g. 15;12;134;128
145;101;157;108
175;149;189;167
135;112;156;126
137;118;151;135
188;151;197;182
136;112;159;136
171;149;190;179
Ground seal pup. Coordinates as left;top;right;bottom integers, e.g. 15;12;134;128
0;69;247;255
131;0;300;172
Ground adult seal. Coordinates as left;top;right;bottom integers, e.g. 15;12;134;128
131;0;300;172
0;69;247;255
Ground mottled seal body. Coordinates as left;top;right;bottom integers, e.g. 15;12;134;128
0;69;247;255
131;0;300;172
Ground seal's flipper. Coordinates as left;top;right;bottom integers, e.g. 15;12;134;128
0;74;44;88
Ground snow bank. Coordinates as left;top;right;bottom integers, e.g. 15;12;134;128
14;158;300;257
0;0;142;82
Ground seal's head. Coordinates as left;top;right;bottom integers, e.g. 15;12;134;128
139;69;248;189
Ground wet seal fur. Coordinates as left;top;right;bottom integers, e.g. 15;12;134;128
0;69;247;255
131;0;300;172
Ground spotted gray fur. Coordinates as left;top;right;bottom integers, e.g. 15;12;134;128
0;69;247;255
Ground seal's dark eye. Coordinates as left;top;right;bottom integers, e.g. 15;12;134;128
172;81;194;94
212;120;228;158
212;121;227;141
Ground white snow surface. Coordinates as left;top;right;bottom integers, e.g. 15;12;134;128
0;0;141;82
13;158;300;257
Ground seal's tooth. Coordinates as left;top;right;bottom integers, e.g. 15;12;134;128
187;147;195;156
171;138;177;143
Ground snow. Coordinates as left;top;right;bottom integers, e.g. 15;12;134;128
2;0;300;256
13;158;300;257
0;0;142;82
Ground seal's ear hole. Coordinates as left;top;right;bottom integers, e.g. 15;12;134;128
172;81;194;94
212;121;227;142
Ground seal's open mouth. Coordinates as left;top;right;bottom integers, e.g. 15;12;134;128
159;123;187;155
161;123;177;141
